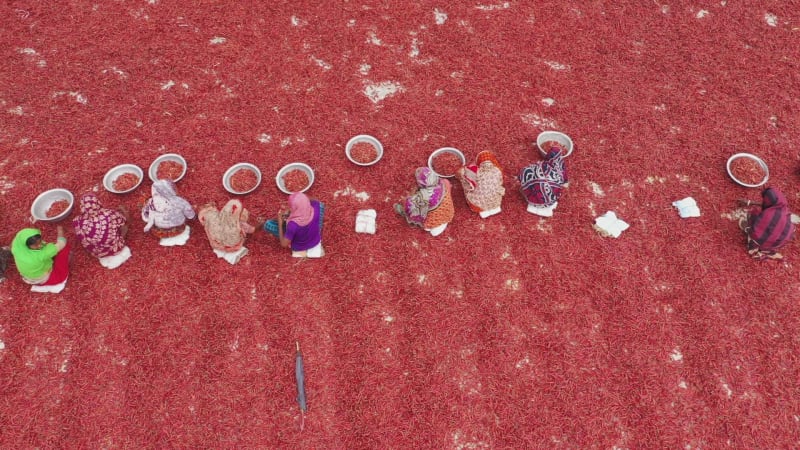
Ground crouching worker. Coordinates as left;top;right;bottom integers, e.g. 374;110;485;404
456;150;505;218
519;147;568;217
738;187;795;260
198;199;256;264
11;226;71;293
73;193;132;269
142;179;195;246
263;192;325;258
394;167;454;237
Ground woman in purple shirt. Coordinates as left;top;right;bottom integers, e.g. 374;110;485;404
264;192;325;257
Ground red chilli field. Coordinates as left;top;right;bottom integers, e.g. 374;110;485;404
2;2;799;448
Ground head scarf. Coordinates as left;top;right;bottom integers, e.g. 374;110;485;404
72;193;127;258
518;148;568;207
747;187;795;252
199;199;252;251
10;228;56;280
287;192;314;227
11;228;42;255
142;180;195;231
402;167;444;226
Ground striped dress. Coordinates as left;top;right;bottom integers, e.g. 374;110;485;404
746;188;795;258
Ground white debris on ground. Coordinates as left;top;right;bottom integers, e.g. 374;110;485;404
334;186;370;201
594;211;630;238
673;197;701;218
363;81;404;104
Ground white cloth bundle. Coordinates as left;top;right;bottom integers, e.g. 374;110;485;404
31;277;68;294
527;202;558;217
479;206;501;219
355;209;377;234
594;211;630;238
99;246;132;269
159;225;191;246
292;242;325;258
672;197;701;218
213;247;248;265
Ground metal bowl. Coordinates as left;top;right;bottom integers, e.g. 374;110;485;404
427;147;466;178
276;162;315;194
148;153;187;182
726;153;769;188
536;131;574;157
103;164;144;194
31;188;74;222
223;163;262;195
345;135;384;166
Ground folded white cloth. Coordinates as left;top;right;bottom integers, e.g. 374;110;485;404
426;223;448;237
99;246;132;269
160;225;191;246
527;202;558;217
594;211;630;238
292;242;325;258
31;277;68;294
213;247;248;265
355;209;377;234
479;206;501;219
672;197;701;218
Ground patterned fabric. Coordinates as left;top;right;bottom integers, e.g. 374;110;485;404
198;199;255;252
423;179;454;230
745;187;795;259
142;180;195;232
72;193;127;258
401;167;445;226
518;149;568;207
457;151;505;214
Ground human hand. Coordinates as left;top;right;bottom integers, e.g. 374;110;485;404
56;225;64;236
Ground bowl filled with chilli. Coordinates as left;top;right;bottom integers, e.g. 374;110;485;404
103;164;144;194
276;162;315;195
536;131;574;157
148;153;187;183
31;188;74;222
428;147;466;178
726;153;769;188
223;163;262;195
346;135;384;166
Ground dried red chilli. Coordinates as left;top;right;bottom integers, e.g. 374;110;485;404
431;152;462;177
112;173;140;191
46;199;70;218
156;161;184;181
350;142;379;164
230;168;258;192
729;157;765;185
282;170;309;192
